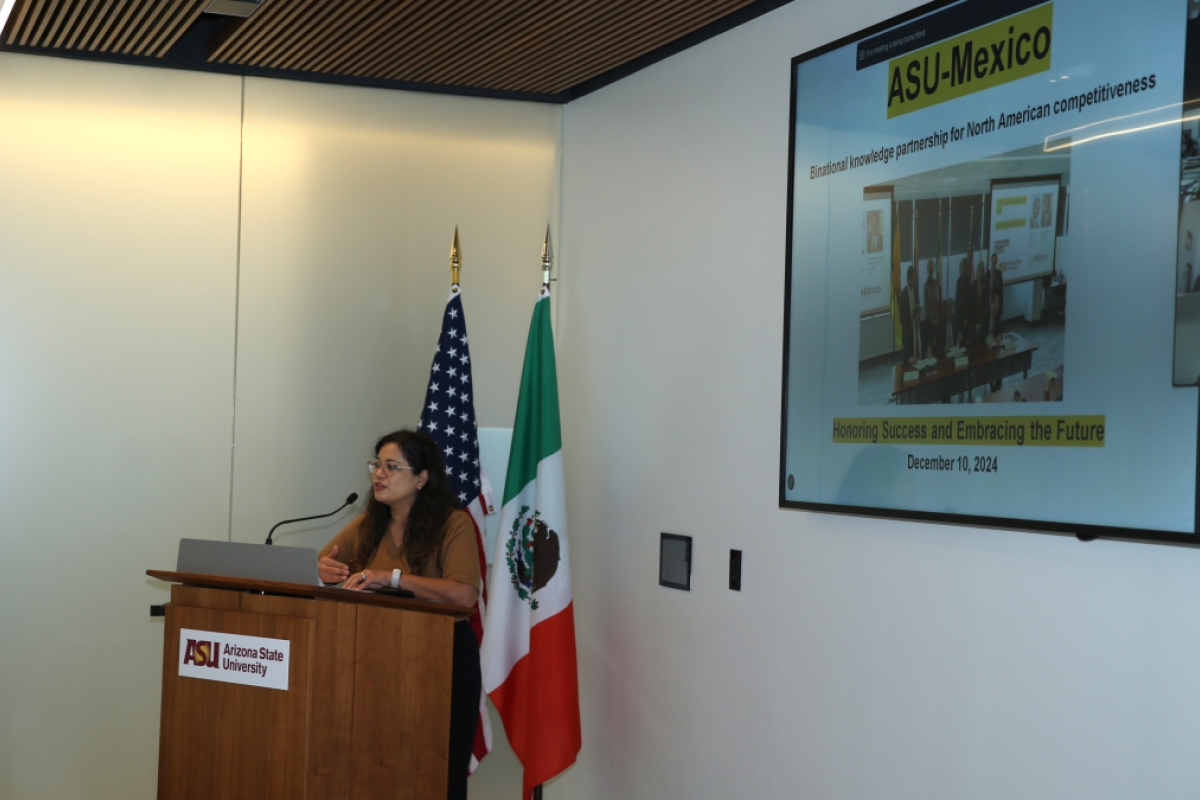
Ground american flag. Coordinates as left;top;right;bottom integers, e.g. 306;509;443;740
418;285;494;773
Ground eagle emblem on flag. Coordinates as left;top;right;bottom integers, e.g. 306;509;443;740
504;506;560;609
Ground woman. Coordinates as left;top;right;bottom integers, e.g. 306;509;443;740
318;429;481;800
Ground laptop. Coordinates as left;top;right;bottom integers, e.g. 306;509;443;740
176;539;321;586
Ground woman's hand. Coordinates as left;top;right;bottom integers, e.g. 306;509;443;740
342;569;392;591
318;545;350;585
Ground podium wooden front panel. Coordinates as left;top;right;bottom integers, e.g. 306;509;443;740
351;604;453;799
158;592;316;800
154;576;462;800
309;599;358;800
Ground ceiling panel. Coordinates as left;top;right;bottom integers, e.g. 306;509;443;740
6;0;209;57
0;0;780;101
209;0;756;95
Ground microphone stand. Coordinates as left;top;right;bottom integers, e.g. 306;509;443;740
266;493;358;545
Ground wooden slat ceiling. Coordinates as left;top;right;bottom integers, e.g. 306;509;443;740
1;0;770;100
208;0;758;96
5;0;209;58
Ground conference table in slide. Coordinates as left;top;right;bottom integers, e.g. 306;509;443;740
981;366;1063;403
891;334;1038;405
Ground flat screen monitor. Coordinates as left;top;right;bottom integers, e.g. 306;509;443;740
781;0;1200;545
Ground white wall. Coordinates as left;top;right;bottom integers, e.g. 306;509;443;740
0;54;242;798
228;77;560;553
0;53;555;799
557;2;1200;798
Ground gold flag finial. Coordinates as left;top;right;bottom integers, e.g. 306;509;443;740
450;226;462;286
541;225;552;287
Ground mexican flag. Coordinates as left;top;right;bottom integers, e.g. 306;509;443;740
481;285;581;799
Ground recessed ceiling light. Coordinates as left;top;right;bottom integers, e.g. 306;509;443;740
205;0;262;17
0;0;18;34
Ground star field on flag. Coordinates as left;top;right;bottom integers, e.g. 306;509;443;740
418;289;482;507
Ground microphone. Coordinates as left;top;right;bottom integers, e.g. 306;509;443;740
266;492;359;545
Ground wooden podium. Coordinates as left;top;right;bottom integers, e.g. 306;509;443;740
148;570;472;800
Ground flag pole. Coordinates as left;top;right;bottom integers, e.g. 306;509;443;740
426;223;498;780
531;224;552;800
485;224;579;799
968;205;975;270
937;202;944;326
450;225;462;288
913;206;919;341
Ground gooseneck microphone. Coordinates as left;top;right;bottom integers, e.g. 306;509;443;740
266;492;359;545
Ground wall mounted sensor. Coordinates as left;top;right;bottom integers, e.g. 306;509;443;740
659;533;692;591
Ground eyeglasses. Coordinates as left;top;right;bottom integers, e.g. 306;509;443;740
368;460;417;476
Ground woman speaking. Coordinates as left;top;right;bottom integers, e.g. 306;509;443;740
318;429;481;800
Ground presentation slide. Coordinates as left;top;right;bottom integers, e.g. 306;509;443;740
782;0;1199;541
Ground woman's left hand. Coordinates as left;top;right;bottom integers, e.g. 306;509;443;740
343;569;391;591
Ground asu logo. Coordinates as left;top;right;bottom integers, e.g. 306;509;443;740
182;638;221;669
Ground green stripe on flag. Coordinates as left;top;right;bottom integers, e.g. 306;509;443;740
503;294;562;505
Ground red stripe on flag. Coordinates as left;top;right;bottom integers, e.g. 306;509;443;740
489;603;581;800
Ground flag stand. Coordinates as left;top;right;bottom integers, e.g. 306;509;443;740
533;786;543;799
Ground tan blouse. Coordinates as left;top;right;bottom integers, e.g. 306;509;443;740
319;510;481;595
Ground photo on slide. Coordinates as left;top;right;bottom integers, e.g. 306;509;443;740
865;209;884;253
857;143;1069;406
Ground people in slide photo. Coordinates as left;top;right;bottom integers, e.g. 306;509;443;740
955;256;974;347
973;260;989;342
899;265;921;364
923;259;941;348
986;292;1003;345
912;305;937;363
1041;193;1053;228
317;430;481;800
866;210;883;253
1030;196;1041;229
916;304;943;362
989;253;1004;305
985;289;1007;389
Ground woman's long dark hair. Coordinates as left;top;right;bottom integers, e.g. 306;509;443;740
350;429;458;575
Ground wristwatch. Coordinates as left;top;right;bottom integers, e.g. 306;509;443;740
391;568;402;589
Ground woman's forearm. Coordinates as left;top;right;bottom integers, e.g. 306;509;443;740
402;574;479;607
